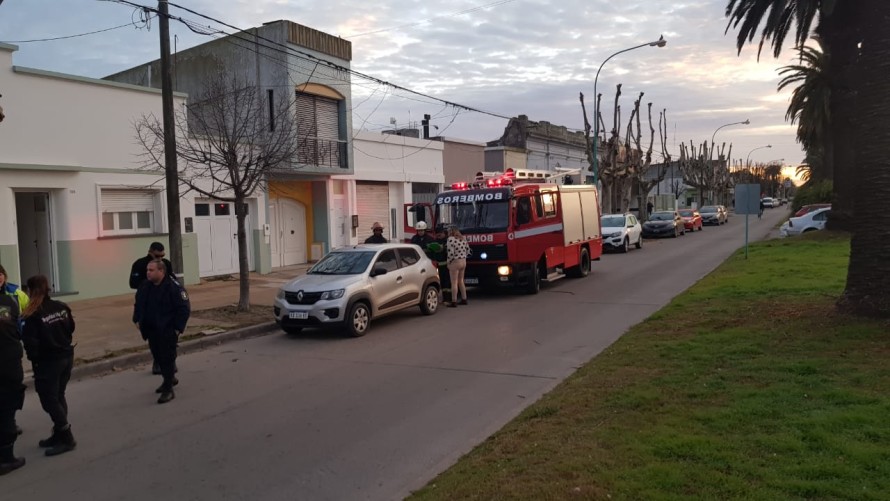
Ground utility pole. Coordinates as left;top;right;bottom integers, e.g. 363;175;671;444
158;1;183;273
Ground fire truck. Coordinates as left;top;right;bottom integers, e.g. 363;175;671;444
405;168;602;294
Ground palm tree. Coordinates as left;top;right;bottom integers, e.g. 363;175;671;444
837;1;890;317
725;0;856;231
777;41;831;181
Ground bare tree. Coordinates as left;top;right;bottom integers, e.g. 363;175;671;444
678;140;732;207
135;75;300;312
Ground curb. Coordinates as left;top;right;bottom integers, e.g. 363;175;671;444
69;321;281;381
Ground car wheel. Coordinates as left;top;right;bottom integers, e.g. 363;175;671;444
567;248;591;278
282;326;303;335
621;237;629;253
345;301;371;337
419;284;440;315
524;261;541;295
635;235;643;249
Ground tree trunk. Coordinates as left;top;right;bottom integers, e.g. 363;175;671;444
838;1;890;317
823;7;858;231
235;199;251;312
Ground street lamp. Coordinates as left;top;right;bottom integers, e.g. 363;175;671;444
591;35;667;186
746;144;773;167
711;119;750;149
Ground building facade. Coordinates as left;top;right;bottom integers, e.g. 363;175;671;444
484;115;588;183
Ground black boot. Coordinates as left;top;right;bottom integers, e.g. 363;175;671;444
157;389;175;404
45;425;76;457
155;377;179;393
152;361;161;375
38;428;60;448
0;444;25;476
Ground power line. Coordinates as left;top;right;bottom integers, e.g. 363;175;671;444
1;17;151;43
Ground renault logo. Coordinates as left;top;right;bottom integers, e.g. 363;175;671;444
296;290;304;302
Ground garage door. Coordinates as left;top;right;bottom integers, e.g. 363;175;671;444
356;181;390;242
194;200;239;277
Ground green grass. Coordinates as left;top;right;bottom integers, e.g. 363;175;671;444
409;232;890;501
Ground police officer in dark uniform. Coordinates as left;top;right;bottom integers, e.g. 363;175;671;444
133;259;190;404
0;294;26;475
129;242;176;375
21;274;77;457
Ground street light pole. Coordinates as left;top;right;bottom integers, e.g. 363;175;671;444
591;35;666;186
746;144;773;184
708;119;749;205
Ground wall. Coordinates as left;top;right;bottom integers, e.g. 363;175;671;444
350;130;444;183
441;137;485;185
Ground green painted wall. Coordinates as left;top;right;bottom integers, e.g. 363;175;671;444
253;228;271;274
53;236;199;302
0;245;22;284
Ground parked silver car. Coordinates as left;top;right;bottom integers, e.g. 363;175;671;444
273;243;440;337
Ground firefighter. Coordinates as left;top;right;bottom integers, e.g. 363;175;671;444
410;221;435;247
364;222;388;244
133;260;190;404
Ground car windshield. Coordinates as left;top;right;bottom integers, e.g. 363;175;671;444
678;210;695;217
601;216;626;227
308;251;375;275
649;212;674;221
700;206;718;213
437;200;509;233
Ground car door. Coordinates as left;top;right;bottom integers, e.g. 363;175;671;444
369;249;403;315
811;209;830;230
627;215;641;243
395;246;425;306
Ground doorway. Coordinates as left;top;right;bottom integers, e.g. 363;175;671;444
269;198;307;267
14;192;57;290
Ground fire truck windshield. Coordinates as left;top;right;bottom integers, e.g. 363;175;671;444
438;200;509;233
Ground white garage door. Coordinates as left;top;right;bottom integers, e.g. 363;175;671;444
356;182;390;242
194;200;239;277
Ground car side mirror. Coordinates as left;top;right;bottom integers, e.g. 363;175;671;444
370;267;388;277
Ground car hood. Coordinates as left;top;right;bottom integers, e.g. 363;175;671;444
283;273;364;292
601;225;626;234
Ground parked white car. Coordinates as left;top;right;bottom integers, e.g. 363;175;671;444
601;213;643;252
761;197;778;208
780;207;830;237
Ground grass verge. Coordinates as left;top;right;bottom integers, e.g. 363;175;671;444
409;232;890;501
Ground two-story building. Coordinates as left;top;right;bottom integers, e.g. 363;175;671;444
484;115;588;183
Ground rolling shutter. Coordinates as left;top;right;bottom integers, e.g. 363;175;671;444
101;189;156;212
356;182;390;241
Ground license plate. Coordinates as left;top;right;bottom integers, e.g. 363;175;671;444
464;277;479;285
288;311;308;320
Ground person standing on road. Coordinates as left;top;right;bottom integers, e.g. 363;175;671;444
0;294;26;475
364;222;388;244
21;275;77;457
133;260;190;404
759;199;765;219
0;264;29;316
129;242;175;375
446;226;471;307
410;221;435;247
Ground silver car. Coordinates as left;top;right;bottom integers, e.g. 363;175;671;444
273;243;440;337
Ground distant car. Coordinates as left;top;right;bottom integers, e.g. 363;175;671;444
699;205;727;225
601;213;643;252
780;208;831;237
678;209;703;232
761;197;778;208
794;203;831;217
273;243;440;337
642;211;685;238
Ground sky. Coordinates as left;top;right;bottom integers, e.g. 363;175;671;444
0;0;806;175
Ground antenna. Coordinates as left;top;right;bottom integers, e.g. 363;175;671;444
389;117;397;125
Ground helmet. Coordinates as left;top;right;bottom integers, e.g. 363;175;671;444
371;221;384;230
415;221;428;231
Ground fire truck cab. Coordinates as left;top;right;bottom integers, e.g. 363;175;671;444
408;168;602;294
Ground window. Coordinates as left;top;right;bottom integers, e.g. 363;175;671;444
398;247;420;266
373;250;399;273
99;188;158;236
195;203;210;216
295;91;345;168
540;193;557;218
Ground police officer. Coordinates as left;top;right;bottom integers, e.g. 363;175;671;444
133;259;190;404
21;275;77;457
129;243;175;375
0;264;28;315
0;294;25;475
410;221;435;247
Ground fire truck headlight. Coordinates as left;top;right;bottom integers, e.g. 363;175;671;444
480;252;488;260
497;265;511;276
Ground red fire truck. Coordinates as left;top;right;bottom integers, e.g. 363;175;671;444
405;169;603;294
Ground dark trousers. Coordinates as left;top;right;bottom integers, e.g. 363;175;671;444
0;406;17;448
148;331;178;389
33;356;73;430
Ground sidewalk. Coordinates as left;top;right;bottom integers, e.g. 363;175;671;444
64;264;311;374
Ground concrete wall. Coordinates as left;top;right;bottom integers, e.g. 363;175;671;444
441;137;485;185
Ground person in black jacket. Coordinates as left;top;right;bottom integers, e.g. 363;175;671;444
364;222;388;243
0;294;26;475
21;275;77;457
129;242;175;375
133;260;190;404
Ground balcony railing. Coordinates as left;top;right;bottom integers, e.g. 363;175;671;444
297;137;348;169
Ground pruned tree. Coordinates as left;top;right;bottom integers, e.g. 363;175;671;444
630;103;670;221
135;74;300;312
678;140;732;206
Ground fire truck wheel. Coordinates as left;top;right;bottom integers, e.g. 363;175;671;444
420;284;440;315
345;301;371;337
524;262;541;294
567;248;591;278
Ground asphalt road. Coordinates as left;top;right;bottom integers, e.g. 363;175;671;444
7;208;788;500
